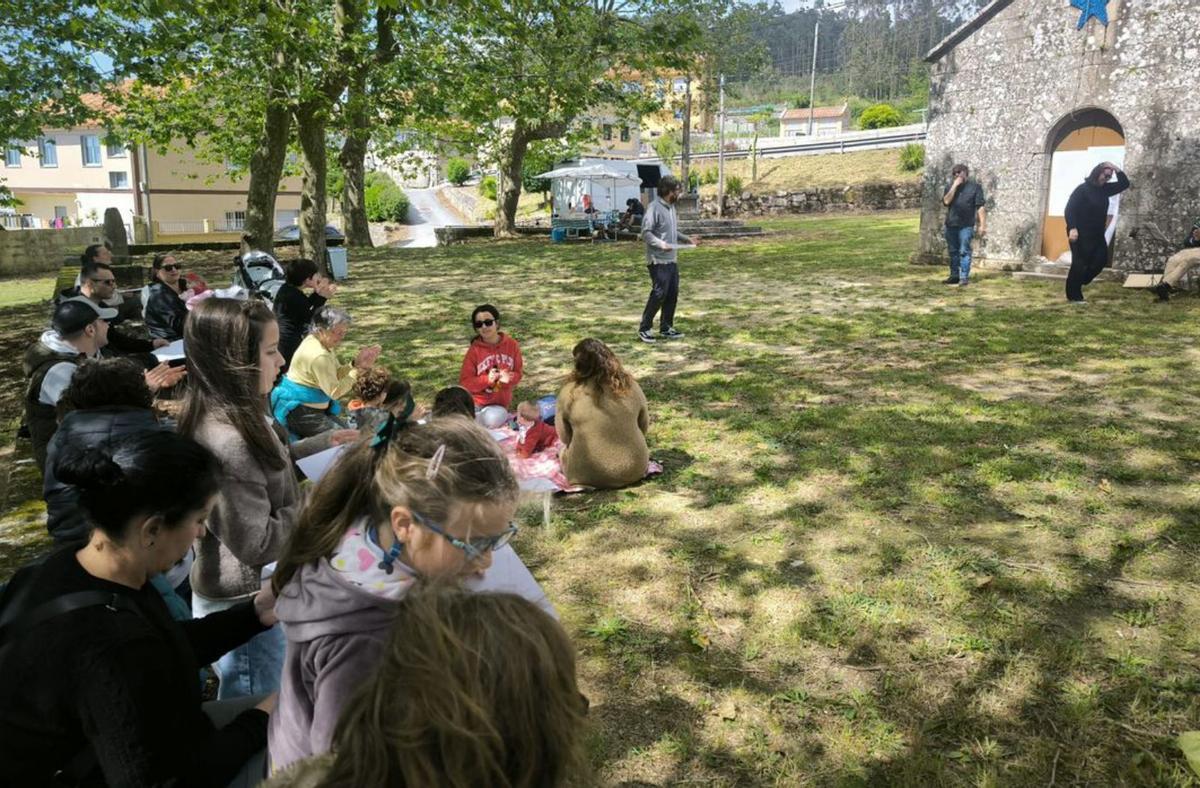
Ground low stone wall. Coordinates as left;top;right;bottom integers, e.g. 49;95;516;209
0;226;107;277
700;182;922;218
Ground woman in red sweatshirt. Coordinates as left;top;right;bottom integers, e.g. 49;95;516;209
459;303;523;409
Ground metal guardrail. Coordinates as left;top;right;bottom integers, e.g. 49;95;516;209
644;127;928;163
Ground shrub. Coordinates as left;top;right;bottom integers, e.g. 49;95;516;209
859;104;905;130
364;173;410;222
702;167;718;185
479;175;497;201
687;170;700;192
446;157;471;186
725;175;744;195
899;143;925;172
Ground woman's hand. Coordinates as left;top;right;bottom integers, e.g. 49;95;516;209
313;276;337;298
145;362;186;392
1068;228;1079;242
329;429;360;446
354;344;382;369
498;369;512;385
253;579;278;627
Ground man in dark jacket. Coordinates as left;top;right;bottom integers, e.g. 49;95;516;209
1063;161;1131;304
58;260;167;357
24;297;115;472
43;358;167;542
941;163;988;286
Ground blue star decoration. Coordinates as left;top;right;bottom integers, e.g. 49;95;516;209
1070;0;1110;29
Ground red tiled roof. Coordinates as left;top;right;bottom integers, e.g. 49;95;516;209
780;105;848;122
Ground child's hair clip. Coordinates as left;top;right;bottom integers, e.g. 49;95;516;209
426;443;447;480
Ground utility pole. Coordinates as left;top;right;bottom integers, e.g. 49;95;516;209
680;74;692;191
807;22;820;137
717;73;725;218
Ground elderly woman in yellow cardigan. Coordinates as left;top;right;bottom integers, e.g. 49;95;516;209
271;305;381;440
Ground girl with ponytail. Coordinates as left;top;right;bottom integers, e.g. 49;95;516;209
268;417;554;770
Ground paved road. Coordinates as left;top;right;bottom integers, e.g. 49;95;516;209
403;187;461;248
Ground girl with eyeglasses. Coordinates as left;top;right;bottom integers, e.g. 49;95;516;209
144;252;191;342
267;417;553;770
458;303;523;410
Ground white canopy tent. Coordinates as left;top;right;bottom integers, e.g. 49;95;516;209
535;161;658;218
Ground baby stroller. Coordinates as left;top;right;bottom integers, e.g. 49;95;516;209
233;250;286;307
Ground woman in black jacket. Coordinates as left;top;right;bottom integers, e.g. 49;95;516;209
43;358;165;544
273;258;336;368
0;431;278;787
1063;161;1130;304
143;252;191;341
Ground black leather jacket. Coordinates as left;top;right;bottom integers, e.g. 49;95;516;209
143;282;189;342
44;407;165;542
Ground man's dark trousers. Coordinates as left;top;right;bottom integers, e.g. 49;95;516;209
1066;236;1109;301
639;263;679;333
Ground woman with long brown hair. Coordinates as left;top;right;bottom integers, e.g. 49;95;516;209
178;297;296;700
264;587;588;788
556;338;650;489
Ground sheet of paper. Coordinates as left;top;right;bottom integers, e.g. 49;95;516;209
295;444;347;482
668;243;697;251
152;339;185;362
520;477;560;493
464;544;557;619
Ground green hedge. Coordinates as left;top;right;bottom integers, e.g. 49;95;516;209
364;172;410;222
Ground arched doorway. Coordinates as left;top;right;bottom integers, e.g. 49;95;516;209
1041;108;1125;262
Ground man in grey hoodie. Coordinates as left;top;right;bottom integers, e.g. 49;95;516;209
638;174;698;344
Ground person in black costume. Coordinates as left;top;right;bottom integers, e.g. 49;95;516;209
272;258;336;368
0;431;278;787
1063;161;1130;304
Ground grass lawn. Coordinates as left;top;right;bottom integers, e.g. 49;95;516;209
3;212;1200;785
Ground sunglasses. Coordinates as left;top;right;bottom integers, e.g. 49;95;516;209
410;510;517;563
90;278;116;286
473;318;496;329
160;264;180;272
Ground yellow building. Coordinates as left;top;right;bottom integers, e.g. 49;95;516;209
3;113;302;241
637;73;712;141
579;112;641;159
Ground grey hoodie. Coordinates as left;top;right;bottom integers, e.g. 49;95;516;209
268;544;556;770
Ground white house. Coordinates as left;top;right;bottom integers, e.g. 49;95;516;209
779;105;851;138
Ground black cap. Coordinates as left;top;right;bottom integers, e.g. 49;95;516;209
53;296;118;336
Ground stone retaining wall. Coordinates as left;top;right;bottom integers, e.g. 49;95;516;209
700;182;922;218
0;226;106;277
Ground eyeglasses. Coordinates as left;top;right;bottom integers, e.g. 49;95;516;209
410;510;517;562
473;318;496;329
160;264;180;272
90;278;116;286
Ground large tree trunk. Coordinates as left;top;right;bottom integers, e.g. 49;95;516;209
494;119;567;237
339;72;373;248
494;129;529;238
243;99;291;255
295;102;329;269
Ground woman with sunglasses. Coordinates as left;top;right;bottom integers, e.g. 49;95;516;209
143;252;191;342
458;303;523;410
267;416;552;770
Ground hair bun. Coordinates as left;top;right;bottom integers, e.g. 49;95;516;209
54;446;126;489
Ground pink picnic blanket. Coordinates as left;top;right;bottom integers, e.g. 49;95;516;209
492;430;662;493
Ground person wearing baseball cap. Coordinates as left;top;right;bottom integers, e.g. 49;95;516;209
22;296;116;472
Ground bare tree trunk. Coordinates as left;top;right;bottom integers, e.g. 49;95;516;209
339;68;373;247
295;102;329;269
494;119;566;237
495;130;529;238
244;99;291;254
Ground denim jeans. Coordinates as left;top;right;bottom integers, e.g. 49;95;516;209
944;225;975;282
639;263;679;332
192;592;285;700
